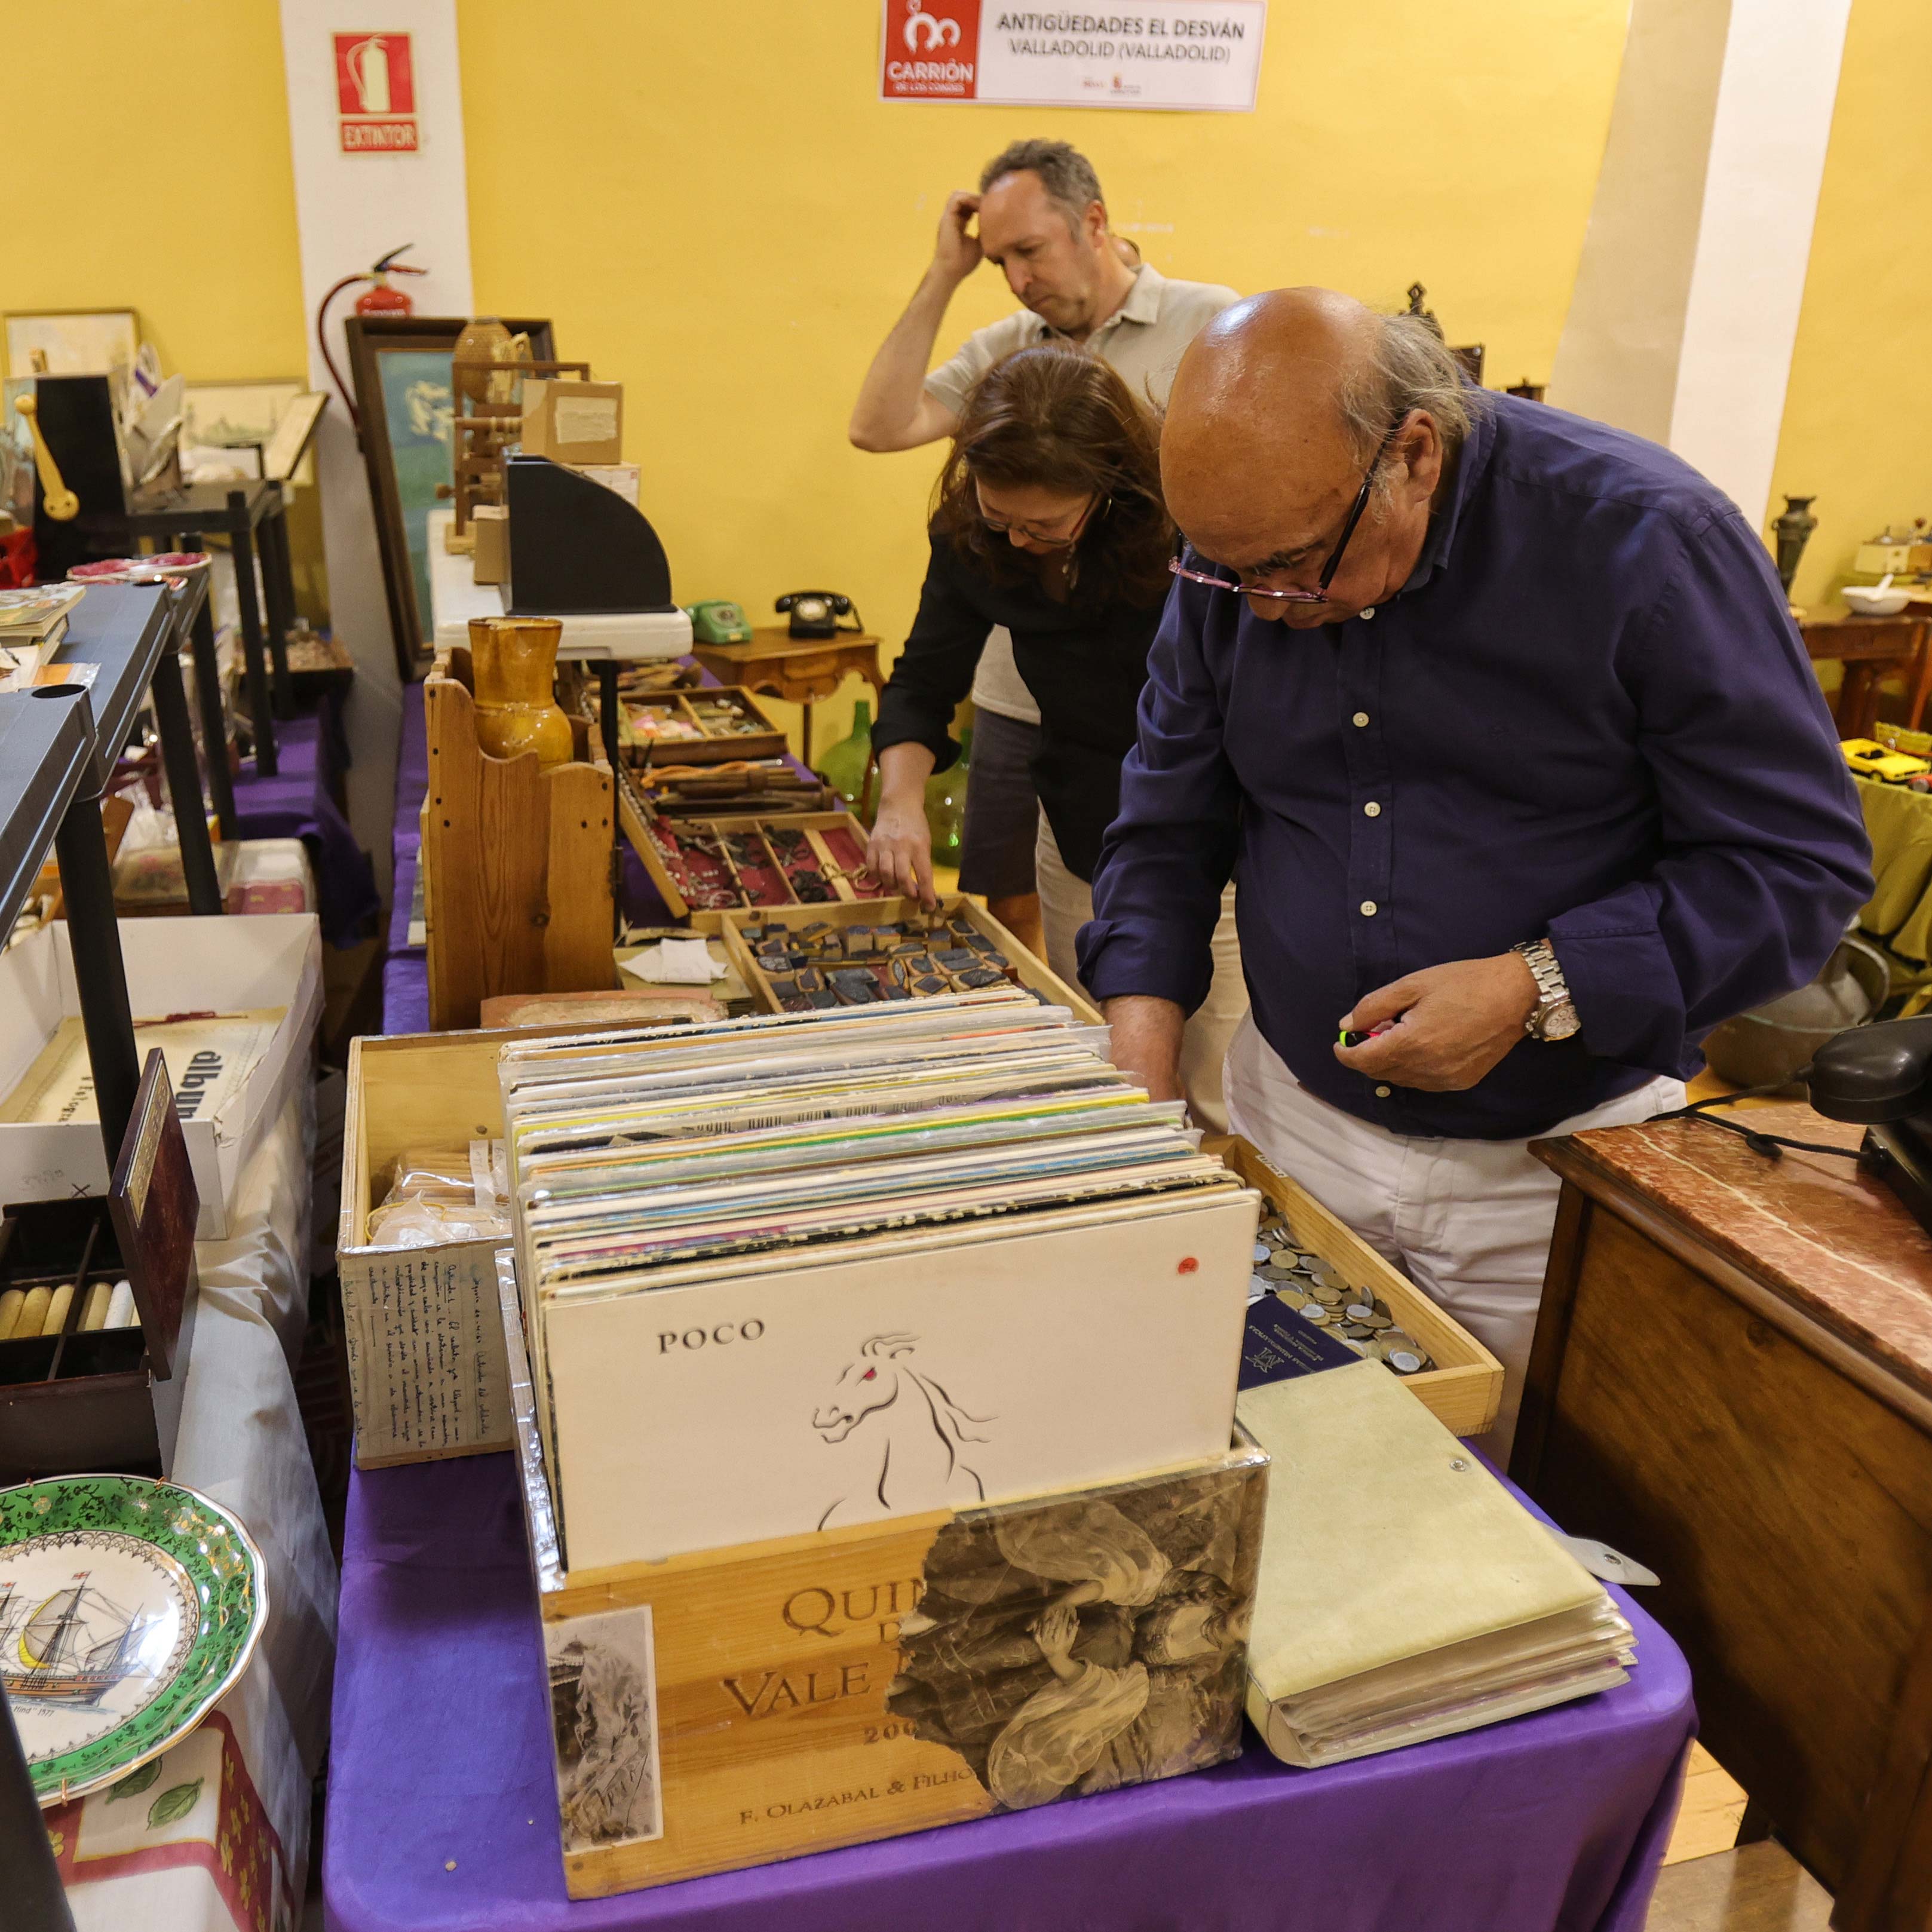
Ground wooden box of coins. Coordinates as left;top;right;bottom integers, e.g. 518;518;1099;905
719;894;1102;1023
630;808;886;930
496;1252;1268;1899
0;1051;201;1483
609;686;789;768
1222;1137;1502;1437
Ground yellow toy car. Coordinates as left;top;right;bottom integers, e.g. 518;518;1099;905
1842;738;1931;781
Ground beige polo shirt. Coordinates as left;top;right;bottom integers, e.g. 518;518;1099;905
924;263;1239;722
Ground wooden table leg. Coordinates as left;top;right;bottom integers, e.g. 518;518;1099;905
1903;623;1932;735
1841;663;1879;739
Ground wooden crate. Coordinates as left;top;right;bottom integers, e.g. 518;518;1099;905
422;652;617;1030
619;793;884;930
1222;1136;1502;1436
717;893;1102;1024
618;685;787;766
499;1254;1268;1898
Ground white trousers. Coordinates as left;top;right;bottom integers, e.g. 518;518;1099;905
1223;1017;1685;1462
1035;815;1249;1135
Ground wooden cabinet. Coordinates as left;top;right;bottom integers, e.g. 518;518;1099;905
1511;1105;1932;1925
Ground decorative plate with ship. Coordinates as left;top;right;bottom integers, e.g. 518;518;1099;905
0;1473;268;1805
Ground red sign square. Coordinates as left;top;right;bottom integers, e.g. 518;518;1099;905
334;32;416;120
881;0;980;100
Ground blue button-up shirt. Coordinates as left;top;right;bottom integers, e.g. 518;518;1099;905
1077;394;1873;1140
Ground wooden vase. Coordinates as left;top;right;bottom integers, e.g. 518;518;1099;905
468;616;573;768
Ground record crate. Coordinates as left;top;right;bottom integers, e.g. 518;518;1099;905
717;893;1103;1024
498;1255;1269;1898
1221;1136;1503;1436
422;651;617;1031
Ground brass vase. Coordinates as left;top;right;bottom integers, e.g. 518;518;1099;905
467;616;573;768
1772;495;1818;594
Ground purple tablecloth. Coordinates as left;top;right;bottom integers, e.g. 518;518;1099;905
381;696;431;1035
323;1452;1691;1932
232;707;380;947
336;692;1694;1931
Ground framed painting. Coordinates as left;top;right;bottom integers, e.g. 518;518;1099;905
4;309;140;379
182;381;327;489
345;314;556;682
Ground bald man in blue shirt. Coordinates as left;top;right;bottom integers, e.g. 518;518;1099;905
1081;289;1872;1453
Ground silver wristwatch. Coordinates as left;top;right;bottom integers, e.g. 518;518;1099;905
1512;939;1580;1041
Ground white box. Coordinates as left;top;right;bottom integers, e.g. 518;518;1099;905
0;914;321;1238
534;1185;1258;1573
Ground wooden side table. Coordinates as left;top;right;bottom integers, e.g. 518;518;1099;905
1800;606;1932;738
1513;1105;1932;1924
688;628;884;768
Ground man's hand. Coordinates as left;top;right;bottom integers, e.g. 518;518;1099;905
1333;953;1540;1092
1102;995;1186;1104
934;191;983;282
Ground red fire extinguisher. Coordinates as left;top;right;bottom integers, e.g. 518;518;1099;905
318;244;431;437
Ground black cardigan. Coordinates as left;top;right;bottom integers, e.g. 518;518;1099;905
872;531;1164;882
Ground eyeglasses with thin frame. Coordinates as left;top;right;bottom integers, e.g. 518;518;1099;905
1168;415;1409;606
976;487;1103;551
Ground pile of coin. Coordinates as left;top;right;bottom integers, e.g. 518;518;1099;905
1251;1206;1437;1378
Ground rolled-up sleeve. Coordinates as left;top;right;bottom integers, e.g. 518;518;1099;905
1548;508;1873;1072
873;536;990;776
1077;581;1242;1014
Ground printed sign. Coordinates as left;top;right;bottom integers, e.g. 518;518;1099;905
335;30;419;152
881;1;1266;111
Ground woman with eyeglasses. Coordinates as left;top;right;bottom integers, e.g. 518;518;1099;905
868;342;1247;1129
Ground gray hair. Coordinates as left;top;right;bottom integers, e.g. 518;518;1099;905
979;139;1104;231
1338;312;1485;498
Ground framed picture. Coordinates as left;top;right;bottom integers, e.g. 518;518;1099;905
345;314;556;682
4;309;140;379
182;381;327;490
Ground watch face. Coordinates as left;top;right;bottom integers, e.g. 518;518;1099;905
1538;1001;1581;1042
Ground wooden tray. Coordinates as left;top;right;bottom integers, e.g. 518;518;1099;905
620;793;884;930
618;685;787;767
422;652;617;1030
717;892;1102;1024
1221;1136;1503;1436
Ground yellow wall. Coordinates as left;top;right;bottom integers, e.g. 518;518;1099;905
460;0;1630;759
1771;0;1932;613
3;3;305;384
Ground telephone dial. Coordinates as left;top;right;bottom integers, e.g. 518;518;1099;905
774;590;863;640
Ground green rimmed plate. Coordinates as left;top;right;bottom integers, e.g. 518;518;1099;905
0;1473;268;1805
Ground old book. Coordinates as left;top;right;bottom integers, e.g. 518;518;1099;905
1238;1354;1633;1768
0;1010;288;1134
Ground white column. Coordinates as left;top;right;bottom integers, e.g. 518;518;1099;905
278;0;474;903
1550;0;1851;526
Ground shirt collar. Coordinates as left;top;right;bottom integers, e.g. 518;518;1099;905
1398;394;1498;596
1031;264;1165;344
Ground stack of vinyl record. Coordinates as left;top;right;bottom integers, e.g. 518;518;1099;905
497;989;1259;1572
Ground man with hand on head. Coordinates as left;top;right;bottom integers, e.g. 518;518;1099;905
850;139;1239;1045
1078;287;1872;1455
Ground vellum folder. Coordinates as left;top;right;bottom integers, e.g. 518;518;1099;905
1239;1358;1634;1767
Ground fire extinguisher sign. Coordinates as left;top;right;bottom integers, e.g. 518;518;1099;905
335;32;419;152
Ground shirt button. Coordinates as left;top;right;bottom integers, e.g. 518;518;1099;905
1353;712;1369;728
1361;607;1376;620
1375;1085;1391;1099
1360;900;1378;916
1363;802;1381;818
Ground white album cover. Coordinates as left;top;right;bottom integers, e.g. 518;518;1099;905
543;1189;1257;1571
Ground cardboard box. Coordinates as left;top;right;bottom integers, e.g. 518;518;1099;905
0;915;320;1239
498;1254;1268;1897
522;379;623;465
1222;1136;1503;1435
471;505;508;585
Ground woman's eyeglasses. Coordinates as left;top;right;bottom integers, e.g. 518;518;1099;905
976;490;1103;550
1169;417;1407;606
